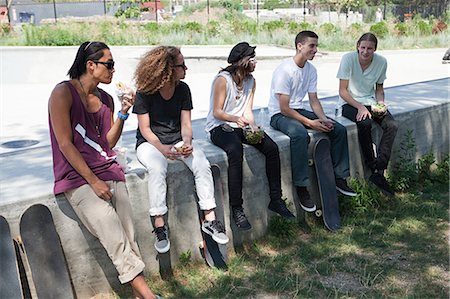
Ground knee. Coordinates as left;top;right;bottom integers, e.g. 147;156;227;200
357;118;373;130
333;122;347;136
387;119;399;133
289;129;310;144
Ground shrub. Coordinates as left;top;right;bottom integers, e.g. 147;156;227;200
184;21;203;33
262;20;285;32
394;22;409;36
319;22;337;35
415;20;432;35
369;21;389;38
0;23;12;36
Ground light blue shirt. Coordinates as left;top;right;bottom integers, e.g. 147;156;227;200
337;51;387;106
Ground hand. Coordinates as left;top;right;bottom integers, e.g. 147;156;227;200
90;179;113;201
160;144;181;160
357;106;371;121
235;116;250;128
180;143;193;157
120;93;135;114
320;119;335;131
309;119;333;132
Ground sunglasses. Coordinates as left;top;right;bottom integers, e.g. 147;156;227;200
93;60;115;70
174;63;187;69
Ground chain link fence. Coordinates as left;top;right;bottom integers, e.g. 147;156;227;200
1;0;448;25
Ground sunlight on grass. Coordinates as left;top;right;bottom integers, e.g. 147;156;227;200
387;217;427;234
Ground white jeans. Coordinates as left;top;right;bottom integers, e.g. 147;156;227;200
136;142;216;216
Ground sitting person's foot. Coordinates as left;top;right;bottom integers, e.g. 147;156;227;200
153;226;170;253
335;178;357;197
231;206;252;231
296;187;316;212
369;172;395;197
202;220;229;244
268;199;296;219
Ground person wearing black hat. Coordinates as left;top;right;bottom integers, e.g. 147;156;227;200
268;31;357;213
205;42;296;231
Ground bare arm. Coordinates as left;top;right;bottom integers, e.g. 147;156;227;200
107;92;134;148
375;83;385;103
180;109;193;157
243;80;256;127
212;76;250;128
339;79;371;121
49;84;112;200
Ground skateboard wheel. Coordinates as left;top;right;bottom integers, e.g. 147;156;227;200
315;209;322;217
308;159;314;166
198;241;204;249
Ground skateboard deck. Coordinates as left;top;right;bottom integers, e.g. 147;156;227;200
0;216;23;299
20;204;75;299
312;138;341;231
198;165;228;269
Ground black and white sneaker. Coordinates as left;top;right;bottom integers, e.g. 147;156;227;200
202;220;229;244
335;178;357;197
232;206;252;231
153;226;170;253
296;187;316;212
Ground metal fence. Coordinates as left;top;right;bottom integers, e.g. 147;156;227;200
2;0;449;25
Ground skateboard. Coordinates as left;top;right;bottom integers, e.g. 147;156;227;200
198;164;228;269
0;216;23;299
19;204;75;299
310;138;341;231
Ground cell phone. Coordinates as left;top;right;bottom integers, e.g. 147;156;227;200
220;123;234;132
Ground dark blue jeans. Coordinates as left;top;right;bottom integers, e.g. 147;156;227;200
210;125;282;207
270;110;350;187
342;104;398;171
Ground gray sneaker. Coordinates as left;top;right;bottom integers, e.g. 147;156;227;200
153;226;170;253
202;220;229;244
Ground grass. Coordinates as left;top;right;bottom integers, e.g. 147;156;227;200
136;172;448;299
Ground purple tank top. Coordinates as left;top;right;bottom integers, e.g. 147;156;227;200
49;81;125;194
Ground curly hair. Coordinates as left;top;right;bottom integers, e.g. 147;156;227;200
221;55;254;87
134;46;181;95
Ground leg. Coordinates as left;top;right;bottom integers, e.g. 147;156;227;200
136;143;170;253
130;273;157;299
249;133;295;219
326;120;351;179
248;133;282;201
342;104;377;171
270;113;310;187
210;126;245;207
374;111;398;170
65;185;145;284
181;145;216;212
136;142;169;219
210;126;251;230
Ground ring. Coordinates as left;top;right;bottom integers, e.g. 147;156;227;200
110;188;115;193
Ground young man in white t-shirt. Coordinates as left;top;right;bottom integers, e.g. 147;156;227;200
337;32;398;196
268;30;357;212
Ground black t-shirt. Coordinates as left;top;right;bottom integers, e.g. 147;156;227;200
133;81;193;148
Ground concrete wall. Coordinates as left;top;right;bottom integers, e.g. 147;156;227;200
0;98;448;298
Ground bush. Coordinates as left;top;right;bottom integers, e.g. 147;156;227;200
394;22;409;36
184;21;203;33
415;20;432;35
319;22;338;35
262;20;285;32
369;21;389;38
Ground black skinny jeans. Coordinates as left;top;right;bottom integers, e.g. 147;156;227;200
342;104;398;171
210;125;282;207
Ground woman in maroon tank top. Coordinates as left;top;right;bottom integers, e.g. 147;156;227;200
48;41;160;299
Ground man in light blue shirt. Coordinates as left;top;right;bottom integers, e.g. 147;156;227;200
337;32;398;196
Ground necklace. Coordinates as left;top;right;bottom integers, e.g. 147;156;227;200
78;78;102;138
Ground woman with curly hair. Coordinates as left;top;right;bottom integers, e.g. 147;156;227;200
205;42;296;231
133;46;229;254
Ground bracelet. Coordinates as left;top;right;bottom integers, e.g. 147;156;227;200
117;111;129;121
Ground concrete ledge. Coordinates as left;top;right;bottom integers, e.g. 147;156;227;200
0;78;448;298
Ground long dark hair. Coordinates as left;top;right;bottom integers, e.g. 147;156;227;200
357;33;378;51
220;56;254;87
67;41;109;79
